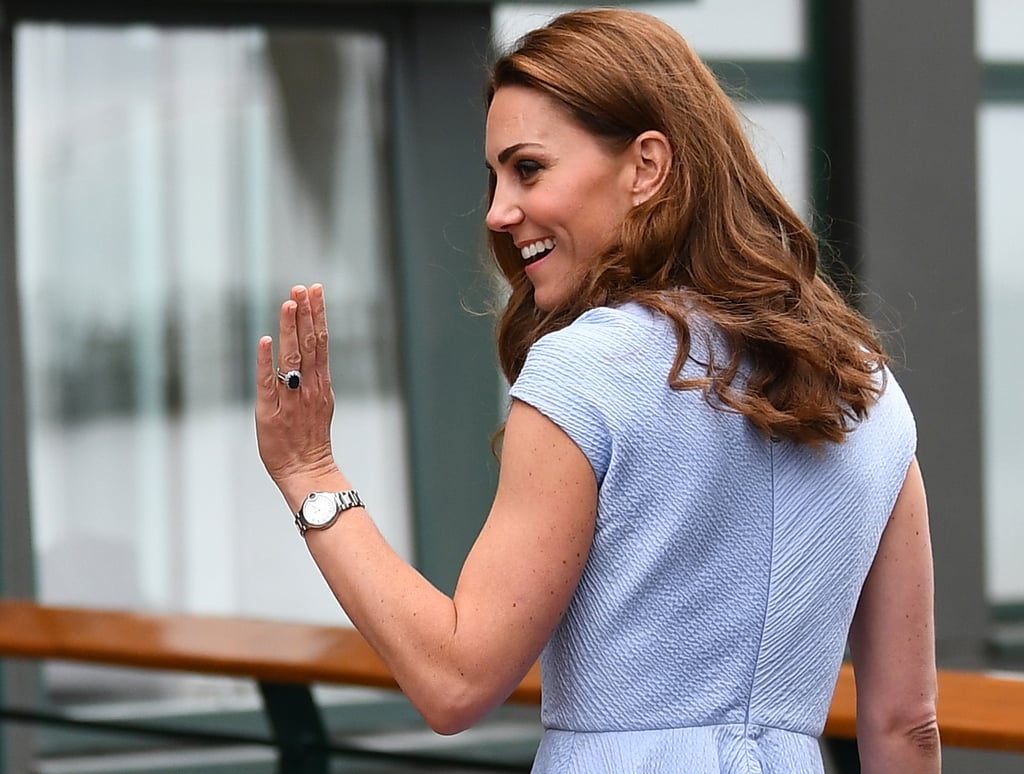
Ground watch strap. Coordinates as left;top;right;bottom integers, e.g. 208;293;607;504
294;489;364;536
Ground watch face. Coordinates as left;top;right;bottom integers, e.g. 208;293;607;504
302;493;337;527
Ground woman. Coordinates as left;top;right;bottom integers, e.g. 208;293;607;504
256;9;939;773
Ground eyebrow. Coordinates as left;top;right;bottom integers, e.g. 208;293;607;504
486;142;543;170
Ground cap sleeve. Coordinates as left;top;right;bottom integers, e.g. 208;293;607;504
508;316;627;485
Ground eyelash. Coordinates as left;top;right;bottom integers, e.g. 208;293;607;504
486;159;543;188
515;159;543;180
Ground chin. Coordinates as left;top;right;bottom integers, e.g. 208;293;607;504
532;293;563;313
531;283;574;313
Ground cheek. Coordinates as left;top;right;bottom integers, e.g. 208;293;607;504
537;168;631;248
575;191;629;246
578;171;632;228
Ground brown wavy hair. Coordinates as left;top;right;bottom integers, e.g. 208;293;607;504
486;8;887;445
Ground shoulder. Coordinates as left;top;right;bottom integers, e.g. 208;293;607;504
872;365;918;452
871;367;916;437
509;304;658;413
521;303;665;372
508;304;665;484
836;365;918;503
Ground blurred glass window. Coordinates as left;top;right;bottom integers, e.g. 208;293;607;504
978;104;1024;606
15;23;412;703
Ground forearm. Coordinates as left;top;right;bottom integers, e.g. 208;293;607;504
308;514;476;721
278;473;506;733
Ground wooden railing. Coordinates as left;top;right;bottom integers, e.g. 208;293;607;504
1;599;1022;771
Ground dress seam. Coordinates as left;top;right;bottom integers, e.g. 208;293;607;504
541;722;819;740
743;438;777;731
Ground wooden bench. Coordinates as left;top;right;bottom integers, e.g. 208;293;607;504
1;599;1022;772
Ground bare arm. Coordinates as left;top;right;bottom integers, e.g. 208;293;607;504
255;285;596;734
847;456;940;773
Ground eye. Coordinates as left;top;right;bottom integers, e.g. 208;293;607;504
515;159;543;180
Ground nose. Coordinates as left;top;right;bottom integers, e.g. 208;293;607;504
485;181;523;232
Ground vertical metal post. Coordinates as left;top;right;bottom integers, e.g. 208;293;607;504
851;0;986;670
825;738;861;774
1;4;40;773
0;6;9;768
388;3;500;595
258;682;329;774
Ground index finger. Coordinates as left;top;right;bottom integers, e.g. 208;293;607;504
255;335;281;402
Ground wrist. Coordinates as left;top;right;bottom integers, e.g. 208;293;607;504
277;465;350;514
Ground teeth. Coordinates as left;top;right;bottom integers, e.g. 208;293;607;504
521;238;556;261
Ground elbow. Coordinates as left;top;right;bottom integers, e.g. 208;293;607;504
901;715;941;756
901;712;937;757
424;710;475;737
860;704;941;761
414;676;505;736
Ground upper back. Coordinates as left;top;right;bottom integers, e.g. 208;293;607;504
509;303;916;734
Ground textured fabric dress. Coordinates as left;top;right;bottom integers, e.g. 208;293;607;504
508;303;916;774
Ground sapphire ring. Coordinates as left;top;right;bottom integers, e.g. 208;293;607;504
276;369;302;390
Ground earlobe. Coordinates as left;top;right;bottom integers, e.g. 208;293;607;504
631;131;672;206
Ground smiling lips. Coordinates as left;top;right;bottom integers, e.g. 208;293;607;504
521;237;556;266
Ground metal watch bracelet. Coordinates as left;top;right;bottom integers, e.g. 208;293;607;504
294;490;364;537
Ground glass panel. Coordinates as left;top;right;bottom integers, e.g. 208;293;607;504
978;0;1024;62
739;102;810;222
16;23;411;701
493;0;806;59
978;104;1024;605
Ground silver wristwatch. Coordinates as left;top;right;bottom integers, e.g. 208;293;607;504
295;490;364;536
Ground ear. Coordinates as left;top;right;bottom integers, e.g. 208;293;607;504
628;130;672;206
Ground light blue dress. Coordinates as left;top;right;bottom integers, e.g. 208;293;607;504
508;303;916;774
